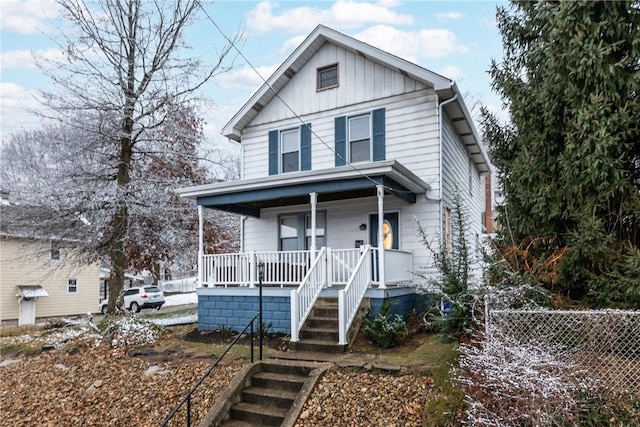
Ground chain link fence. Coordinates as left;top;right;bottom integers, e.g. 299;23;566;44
486;306;640;396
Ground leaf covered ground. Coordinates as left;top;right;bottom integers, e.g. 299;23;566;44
0;319;455;427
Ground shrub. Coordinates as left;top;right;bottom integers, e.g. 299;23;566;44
98;314;163;352
363;301;406;348
457;328;596;426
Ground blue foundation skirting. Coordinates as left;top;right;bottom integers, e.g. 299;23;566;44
196;286;436;333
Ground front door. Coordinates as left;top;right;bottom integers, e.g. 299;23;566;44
369;212;399;250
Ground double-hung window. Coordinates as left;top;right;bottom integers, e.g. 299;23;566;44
334;108;385;166
268;124;312;175
280;128;300;173
349;114;371;163
279;212;326;251
68;279;78;294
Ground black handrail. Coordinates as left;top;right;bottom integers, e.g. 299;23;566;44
160;312;262;427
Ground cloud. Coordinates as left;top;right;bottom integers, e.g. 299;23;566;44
0;0;61;34
0;83;46;140
437;65;464;82
216;64;280;91
436;12;464;22
0;48;65;70
354;25;468;62
246;0;414;34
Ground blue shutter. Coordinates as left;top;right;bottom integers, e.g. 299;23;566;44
300;123;311;171
268;130;278;175
372;108;385;161
335;116;346;166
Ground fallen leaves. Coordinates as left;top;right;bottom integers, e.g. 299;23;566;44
0;347;239;427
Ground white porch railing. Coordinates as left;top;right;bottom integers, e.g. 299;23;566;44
338;245;373;345
201;250;311;287
329;248;361;285
202;253;252;286
290;247;327;342
255;250;311;286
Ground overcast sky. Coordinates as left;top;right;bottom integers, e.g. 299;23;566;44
0;0;507;146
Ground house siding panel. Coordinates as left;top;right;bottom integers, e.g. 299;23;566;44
0;238;100;322
441;115;483;257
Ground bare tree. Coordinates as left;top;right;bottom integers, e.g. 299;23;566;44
30;0;240;313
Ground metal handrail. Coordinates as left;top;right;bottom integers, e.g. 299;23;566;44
160;312;262;427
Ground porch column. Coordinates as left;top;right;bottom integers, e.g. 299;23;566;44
198;205;204;288
377;185;386;289
310;192;317;258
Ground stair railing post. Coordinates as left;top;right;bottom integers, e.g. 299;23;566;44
290;289;299;342
258;261;264;360
338;290;347;345
326;247;332;287
249;250;256;288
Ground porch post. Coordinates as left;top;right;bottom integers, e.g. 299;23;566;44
377;185;386;289
310;192;317;258
198;205;204;288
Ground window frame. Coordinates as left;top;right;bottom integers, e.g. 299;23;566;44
280;127;301;174
67;278;78;294
347;113;372;163
317;63;339;91
279;211;327;251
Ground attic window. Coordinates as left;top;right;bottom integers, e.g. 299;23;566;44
317;64;338;90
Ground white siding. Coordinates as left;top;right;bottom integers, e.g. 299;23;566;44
441;115;484;254
243;195;440;270
234;40;483;278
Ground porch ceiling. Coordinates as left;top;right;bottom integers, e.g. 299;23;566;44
176;160;430;217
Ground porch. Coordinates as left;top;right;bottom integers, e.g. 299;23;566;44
197;246;416;347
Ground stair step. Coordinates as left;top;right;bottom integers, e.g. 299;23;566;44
242;386;298;409
305;316;338;328
261;360;315;376
299;327;339;341
229;402;287;426
252;371;306;392
291;338;346;354
220;419;265;427
311;306;339;317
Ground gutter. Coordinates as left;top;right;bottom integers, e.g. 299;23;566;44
438;90;458;231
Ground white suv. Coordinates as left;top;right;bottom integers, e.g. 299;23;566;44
100;286;165;315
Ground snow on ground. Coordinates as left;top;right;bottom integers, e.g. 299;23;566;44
163;291;197;307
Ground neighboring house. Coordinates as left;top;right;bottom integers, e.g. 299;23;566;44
177;26;491;346
0;205;100;325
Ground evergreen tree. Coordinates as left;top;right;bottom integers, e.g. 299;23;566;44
483;1;640;306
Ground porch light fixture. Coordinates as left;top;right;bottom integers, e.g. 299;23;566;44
359;223;367;231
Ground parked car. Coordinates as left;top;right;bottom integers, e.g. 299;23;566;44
100;286;165;315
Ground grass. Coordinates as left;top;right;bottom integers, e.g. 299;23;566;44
420;337;465;427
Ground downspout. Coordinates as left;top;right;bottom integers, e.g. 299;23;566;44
438;92;458;236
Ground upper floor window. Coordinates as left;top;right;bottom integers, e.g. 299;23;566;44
335;108;385;167
280;128;300;173
269;124;312;176
349;114;371;163
317;64;338;90
68;279;78;294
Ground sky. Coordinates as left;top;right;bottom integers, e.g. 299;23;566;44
0;0;508;148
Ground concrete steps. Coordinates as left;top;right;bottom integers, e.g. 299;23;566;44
202;359;329;427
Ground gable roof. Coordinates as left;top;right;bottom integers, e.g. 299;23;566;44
222;25;490;174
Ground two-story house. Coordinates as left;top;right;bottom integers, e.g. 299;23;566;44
177;25;490;350
0;203;100;325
